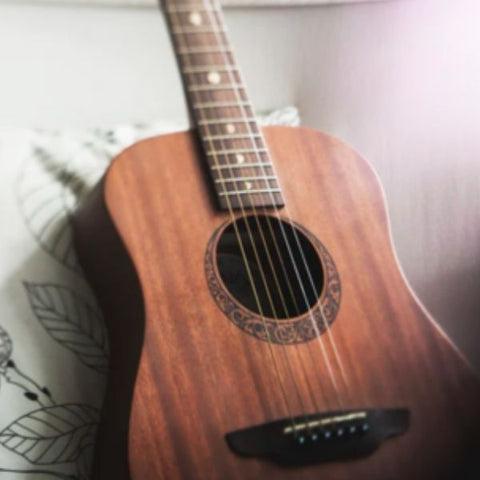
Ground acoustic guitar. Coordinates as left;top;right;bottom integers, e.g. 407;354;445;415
73;1;480;479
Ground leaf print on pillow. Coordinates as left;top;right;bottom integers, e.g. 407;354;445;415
0;404;99;465
0;325;12;366
24;282;109;374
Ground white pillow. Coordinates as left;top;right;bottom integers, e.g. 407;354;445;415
0;107;299;480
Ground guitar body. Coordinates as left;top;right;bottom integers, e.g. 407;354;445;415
74;125;480;480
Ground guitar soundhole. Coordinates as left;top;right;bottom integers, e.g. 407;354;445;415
205;215;341;345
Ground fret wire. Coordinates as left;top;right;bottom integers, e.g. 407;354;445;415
198;117;257;125
178;46;232;55
173;26;227;35
183;65;238;74
193;101;251;108
206;148;268;156
204;133;262;141
165;4;217;13
199;120;260;130
210;162;273;170
215;176;277;184
219;188;282;197
191;93;249;106
187;83;244;92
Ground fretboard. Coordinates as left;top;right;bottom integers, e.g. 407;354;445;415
162;0;284;210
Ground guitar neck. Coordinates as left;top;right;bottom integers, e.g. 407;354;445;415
162;0;284;210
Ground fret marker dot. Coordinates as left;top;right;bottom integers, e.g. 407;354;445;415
189;12;202;26
207;71;221;85
245;181;253;190
225;123;236;134
236;154;245;164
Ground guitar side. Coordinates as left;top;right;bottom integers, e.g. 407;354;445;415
74;125;480;480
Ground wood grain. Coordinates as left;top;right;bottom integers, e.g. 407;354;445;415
74;126;480;480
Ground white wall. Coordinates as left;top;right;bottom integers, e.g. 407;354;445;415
0;0;479;372
0;3;303;128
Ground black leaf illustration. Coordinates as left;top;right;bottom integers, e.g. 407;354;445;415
24;392;39;401
24;282;109;374
0;326;12;366
0;404;99;465
42;386;52;397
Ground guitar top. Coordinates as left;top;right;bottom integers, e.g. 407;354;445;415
73;1;480;479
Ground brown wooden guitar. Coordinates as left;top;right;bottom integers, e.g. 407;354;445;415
73;1;480;479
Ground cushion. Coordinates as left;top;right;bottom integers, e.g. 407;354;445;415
0;107;299;479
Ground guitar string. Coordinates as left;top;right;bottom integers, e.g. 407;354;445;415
202;1;327;416
190;0;340;419
182;0;336;430
166;0;298;430
205;1;345;416
197;1;354;436
191;2;316;424
198;1;325;420
209;0;355;410
197;0;350;425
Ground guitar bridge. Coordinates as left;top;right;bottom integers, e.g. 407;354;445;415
226;408;409;466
